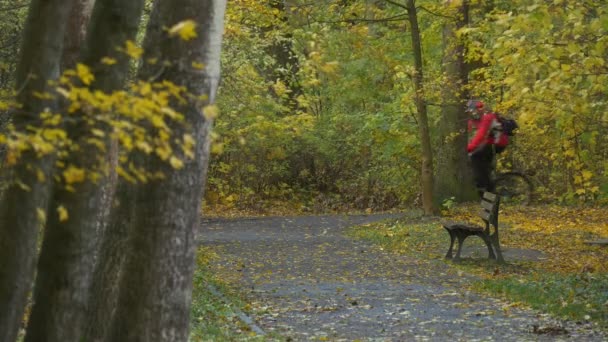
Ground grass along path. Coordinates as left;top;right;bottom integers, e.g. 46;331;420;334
348;204;608;328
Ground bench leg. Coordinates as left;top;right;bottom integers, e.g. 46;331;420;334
478;232;496;260
490;232;505;263
444;229;455;259
454;234;466;261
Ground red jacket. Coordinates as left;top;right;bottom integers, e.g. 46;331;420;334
467;112;508;153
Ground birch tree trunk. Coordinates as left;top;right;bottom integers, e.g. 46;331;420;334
24;1;144;340
0;1;74;341
434;0;477;203
110;0;227;340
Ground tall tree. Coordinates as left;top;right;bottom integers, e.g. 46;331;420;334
24;1;145;340
0;1;75;340
109;0;227;340
433;0;476;203
266;0;302;112
61;0;95;70
406;0;435;214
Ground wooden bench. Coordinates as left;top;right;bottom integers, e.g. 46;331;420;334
442;192;504;263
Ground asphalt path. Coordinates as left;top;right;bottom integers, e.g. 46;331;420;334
200;214;606;341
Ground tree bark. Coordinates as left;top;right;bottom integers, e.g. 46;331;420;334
61;0;95;70
0;1;74;341
265;0;302;112
83;179;134;341
24;1;144;341
406;0;436;215
110;0;227;340
433;0;477;204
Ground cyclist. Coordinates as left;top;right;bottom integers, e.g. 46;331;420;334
466;99;508;196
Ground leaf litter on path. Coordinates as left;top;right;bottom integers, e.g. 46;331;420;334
200;214;607;341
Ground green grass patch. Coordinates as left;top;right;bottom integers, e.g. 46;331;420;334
190;248;266;341
478;273;608;326
348;216;447;259
349;215;608;329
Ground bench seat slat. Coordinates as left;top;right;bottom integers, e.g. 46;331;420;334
443;223;484;232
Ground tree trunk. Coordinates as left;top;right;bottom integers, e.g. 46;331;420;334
406;0;436;215
266;0;302;112
110;0;227;340
83;179;135;341
433;0;477;204
0;1;74;341
24;1;144;340
61;0;95;70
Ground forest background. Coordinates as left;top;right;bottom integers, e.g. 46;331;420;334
1;0;607;214
0;0;607;340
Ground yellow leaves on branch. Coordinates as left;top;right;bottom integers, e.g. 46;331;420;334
168;20;198;41
0;57;205;187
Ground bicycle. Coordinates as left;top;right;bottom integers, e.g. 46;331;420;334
494;170;533;205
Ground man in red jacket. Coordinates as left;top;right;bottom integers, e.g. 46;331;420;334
466;100;508;195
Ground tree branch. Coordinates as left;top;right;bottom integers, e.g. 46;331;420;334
382;0;408;10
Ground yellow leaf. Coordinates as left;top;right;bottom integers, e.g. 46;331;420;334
155;145;171;160
203;105;219;120
170;156;184;169
36;169;46;182
124;40;143;59
91;129;105;137
101;57;117;65
56;87;70;99
192;61;205;70
136;141;153;154
581;170;593;181
211;142;224;155
139;82;152;96
320;61;339;74
168;20;198;41
63;166;86;184
57;205;69;222
76;64;95;85
37;208;46;223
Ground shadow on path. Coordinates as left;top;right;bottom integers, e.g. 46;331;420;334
200;214;605;341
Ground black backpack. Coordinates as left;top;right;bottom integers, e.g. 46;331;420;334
497;114;518;136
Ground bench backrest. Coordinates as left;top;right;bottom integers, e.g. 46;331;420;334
478;192;499;228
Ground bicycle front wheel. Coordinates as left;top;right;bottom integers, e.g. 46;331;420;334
495;172;533;205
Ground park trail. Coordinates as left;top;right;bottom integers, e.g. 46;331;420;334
200;214;606;341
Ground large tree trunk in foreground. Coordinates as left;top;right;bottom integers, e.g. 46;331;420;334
109;0;227;340
24;1;144;341
61;0;95;70
0;1;74;341
434;0;477;204
407;0;436;215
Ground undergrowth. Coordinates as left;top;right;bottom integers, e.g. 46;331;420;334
190;247;267;341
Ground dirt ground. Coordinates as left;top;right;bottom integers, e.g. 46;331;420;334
200;214;606;341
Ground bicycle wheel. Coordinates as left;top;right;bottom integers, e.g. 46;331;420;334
495;172;533;205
